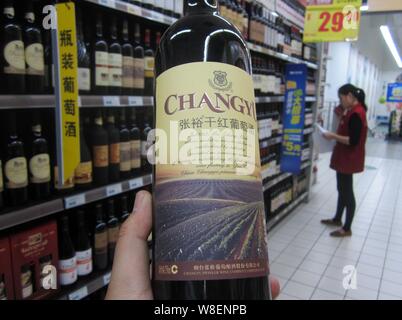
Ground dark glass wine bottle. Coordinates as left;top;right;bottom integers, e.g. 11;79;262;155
108;15;122;95
133;23;145;96
90;110;109;185
77;7;91;95
74;210;93;277
129;109;141;175
28;112;51;201
23;0;45;94
3;111;28;206
119;109;131;179
94;203;108;270
106;109;120;182
144;29;154;96
58;215;78;286
43;28;52;94
1;0;25;94
153;0;270;300
74;117;93;190
0;159;4;211
106;199;119;264
122;19;134;96
120;195;130;223
92;13;108;95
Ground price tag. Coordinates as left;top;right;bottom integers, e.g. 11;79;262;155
142;9;152;18
103;272;112;286
127;4;141;16
103;96;120;107
65;194;86;209
152;12;164;23
98;0;116;9
68;286;88;300
143;175;152;185
128;96;142;106
129;177;143;190
106;184;123;197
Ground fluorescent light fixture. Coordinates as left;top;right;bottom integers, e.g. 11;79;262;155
271;11;279;17
380;25;402;68
360;5;369;11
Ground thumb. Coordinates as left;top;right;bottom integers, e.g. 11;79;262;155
105;190;153;300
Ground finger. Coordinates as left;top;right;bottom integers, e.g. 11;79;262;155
106;191;153;300
270;276;280;300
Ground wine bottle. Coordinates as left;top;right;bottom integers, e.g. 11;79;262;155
133;23;145;96
74;117;93;190
144;29;154;96
120;195;130;223
119;109;131;179
141;116;151;173
3;112;28;206
43;28;52;94
23;0;45;94
153;0;270;299
122;19;134;96
28;112;51;200
129;110;141;175
0;159;4;211
77;8;91;95
106;199;119;264
94;203;108;270
90;110;109;185
74;210;93;277
108;16;122;95
105;110;120;182
20;264;33;299
1;0;25;94
92;13;108;94
58;215;78;286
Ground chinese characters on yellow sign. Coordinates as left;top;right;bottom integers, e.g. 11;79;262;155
304;0;362;43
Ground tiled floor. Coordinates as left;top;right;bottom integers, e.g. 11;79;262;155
269;138;402;300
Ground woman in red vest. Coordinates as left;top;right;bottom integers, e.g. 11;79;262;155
321;84;368;237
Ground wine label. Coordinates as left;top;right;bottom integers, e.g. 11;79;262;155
74;161;93;185
130;140;141;169
95;51;109;87
78;67;91;91
109;143;120;165
25;43;44;76
76;249;93;276
154;62;268;281
0;160;3;192
29;153;51;184
134;58;145;89
93;145;109;168
5;157;28;189
123;56;134;89
109;53;123;87
95;231;108;256
144;56;154;78
120;142;131;172
59;257;78;286
54;166;75;190
4;40;25;75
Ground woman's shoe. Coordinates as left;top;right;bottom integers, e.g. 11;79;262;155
321;219;342;227
330;229;352;237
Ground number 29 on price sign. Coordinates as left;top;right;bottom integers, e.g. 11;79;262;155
318;5;360;33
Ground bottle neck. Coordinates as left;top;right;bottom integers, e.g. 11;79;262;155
144;30;151;47
96;17;103;38
184;0;218;16
123;21;129;42
32;124;42;136
134;25;141;45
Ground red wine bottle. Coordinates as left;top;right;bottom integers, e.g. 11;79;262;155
153;0;270;300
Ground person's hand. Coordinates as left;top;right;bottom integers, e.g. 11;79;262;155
323;131;335;140
106;190;281;300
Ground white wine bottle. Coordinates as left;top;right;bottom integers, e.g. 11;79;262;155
153;0;270;300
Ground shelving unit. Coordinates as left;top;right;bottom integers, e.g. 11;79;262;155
262;161;311;191
255;96;317;104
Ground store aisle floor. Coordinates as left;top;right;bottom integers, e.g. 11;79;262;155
269;138;402;300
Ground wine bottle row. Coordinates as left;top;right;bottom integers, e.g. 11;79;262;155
0;108;152;212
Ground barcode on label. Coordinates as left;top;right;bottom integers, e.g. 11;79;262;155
106;184;122;197
99;0;116;9
103;273;112;286
128;96;142;106
69;286;88;300
65;194;86;209
103;96;120;107
129;178;143;190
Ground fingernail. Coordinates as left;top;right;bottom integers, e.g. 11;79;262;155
133;191;146;213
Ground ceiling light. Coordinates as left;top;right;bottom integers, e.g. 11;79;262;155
380;25;402;68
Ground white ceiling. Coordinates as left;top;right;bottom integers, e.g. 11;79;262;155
355;12;402;71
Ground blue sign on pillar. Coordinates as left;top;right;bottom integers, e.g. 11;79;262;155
280;64;307;174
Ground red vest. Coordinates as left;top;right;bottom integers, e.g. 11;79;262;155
330;104;367;174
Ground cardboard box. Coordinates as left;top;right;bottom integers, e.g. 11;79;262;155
0;237;14;300
10;220;59;300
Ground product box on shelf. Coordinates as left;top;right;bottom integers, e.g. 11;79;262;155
10;221;59;300
0;237;14;300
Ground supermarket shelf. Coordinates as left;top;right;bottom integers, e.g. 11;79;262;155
0;95;55;110
255;96;317;104
304;127;314;135
306;96;317;102
262;161;311;191
266;192;308;232
84;0;177;26
0;174;152;231
56;269;112;300
247;42;319;70
260;128;314;148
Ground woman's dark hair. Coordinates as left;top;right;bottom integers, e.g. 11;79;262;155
338;84;368;111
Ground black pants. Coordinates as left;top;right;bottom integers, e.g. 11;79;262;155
333;173;356;231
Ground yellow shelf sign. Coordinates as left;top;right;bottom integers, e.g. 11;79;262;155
55;2;80;185
303;0;362;43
